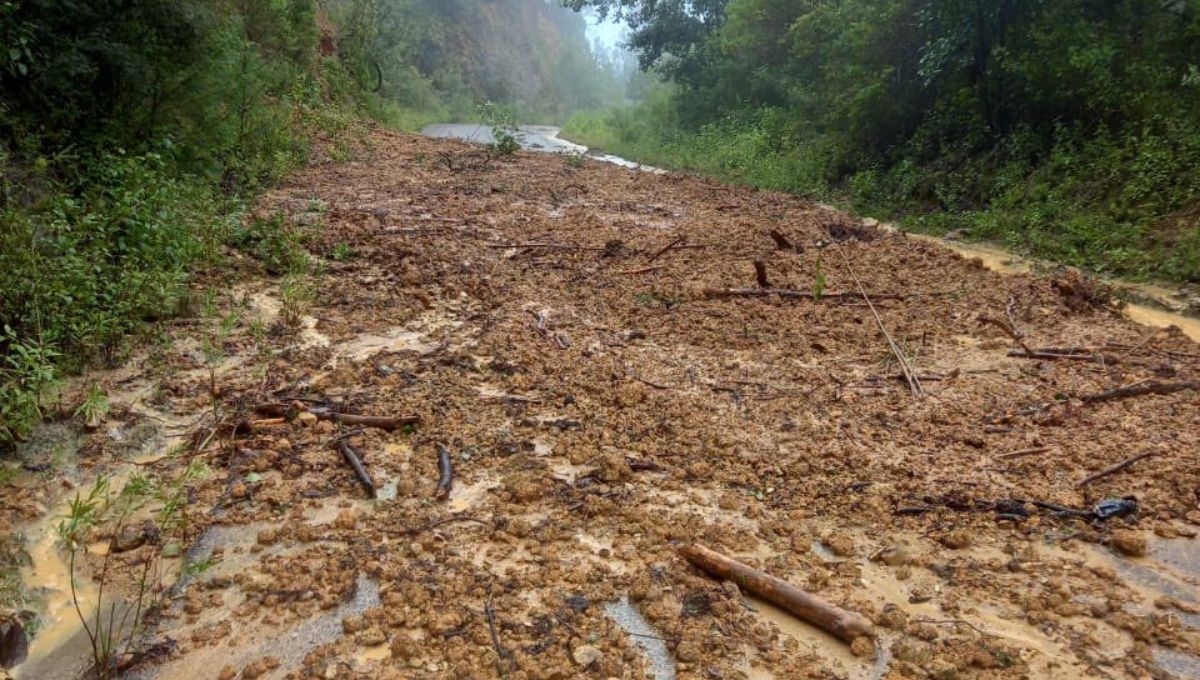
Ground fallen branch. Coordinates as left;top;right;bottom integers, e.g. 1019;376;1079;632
487;243;605;251
1080;380;1198;404
996;446;1051;460
647;236;685;263
1008;349;1118;364
678;543;874;643
336;440;376;498
705;288;903;301
484;593;512;669
254;403;419;431
1078;451;1156;488
614;266;663;275
436;445;453;500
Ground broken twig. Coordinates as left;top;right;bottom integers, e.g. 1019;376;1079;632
336;440;376;498
679;543;874;643
1080;380;1197;404
647;236;685;263
1078;451;1156;488
996;446;1051;460
254;403;419;431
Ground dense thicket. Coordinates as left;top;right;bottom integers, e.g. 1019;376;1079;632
565;0;1200;283
0;0;616;448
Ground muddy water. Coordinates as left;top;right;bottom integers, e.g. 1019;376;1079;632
421;123;665;173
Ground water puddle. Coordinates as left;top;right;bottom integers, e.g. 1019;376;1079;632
605;597;675;680
421;123;665;173
132;573;380;680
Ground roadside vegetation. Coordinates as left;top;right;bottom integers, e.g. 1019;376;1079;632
0;0;620;452
562;0;1200;285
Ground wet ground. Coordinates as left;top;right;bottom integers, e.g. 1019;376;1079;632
2;127;1199;680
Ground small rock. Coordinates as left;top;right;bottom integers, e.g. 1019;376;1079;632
217;666;236;680
940;529;973;549
356;626;387;646
850;635;875;658
296;411;319;427
908;586;933;604
572;645;603;667
825;532;856;557
1111;530;1147;557
230;481;249;499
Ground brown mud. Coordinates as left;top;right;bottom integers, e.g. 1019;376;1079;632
3;128;1200;680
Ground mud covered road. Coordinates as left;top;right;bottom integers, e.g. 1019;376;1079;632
4;128;1200;680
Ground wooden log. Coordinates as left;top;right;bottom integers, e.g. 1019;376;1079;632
337;440;376;498
678;543;874;643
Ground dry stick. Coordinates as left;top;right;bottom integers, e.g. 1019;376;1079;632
832;245;922;398
435;445;454;500
1080;380;1198;404
337;440;376;498
484;593;512;670
679;543;874;644
753;258;771;288
996;446;1052;460
647;236;685;263
614;266;663;275
253;403;419;432
1077;451;1156;488
1004;294;1033;355
1008;349;1118;364
327;412;419;431
704;288;914;301
768;229;794;250
486;243;605;251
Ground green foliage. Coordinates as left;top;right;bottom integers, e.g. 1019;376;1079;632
0;326;59;449
565;0;1200;283
478;101;521;157
0;0;379;453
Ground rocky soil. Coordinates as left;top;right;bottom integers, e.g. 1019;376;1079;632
3;128;1200;680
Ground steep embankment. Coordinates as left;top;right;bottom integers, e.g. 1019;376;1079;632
3;130;1199;680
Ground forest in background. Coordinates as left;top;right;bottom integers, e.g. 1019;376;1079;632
0;0;618;450
562;0;1200;284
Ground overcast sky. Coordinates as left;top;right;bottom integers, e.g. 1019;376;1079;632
584;12;626;50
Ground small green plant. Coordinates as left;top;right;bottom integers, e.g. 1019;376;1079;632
280;274;317;327
74;383;110;428
57;462;208;679
477;101;520;157
812;256;826;301
330;242;355;261
564;151;586;168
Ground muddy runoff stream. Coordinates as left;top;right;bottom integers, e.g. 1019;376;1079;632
4;127;1200;680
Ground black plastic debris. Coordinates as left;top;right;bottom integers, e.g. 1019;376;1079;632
1093;496;1138;521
